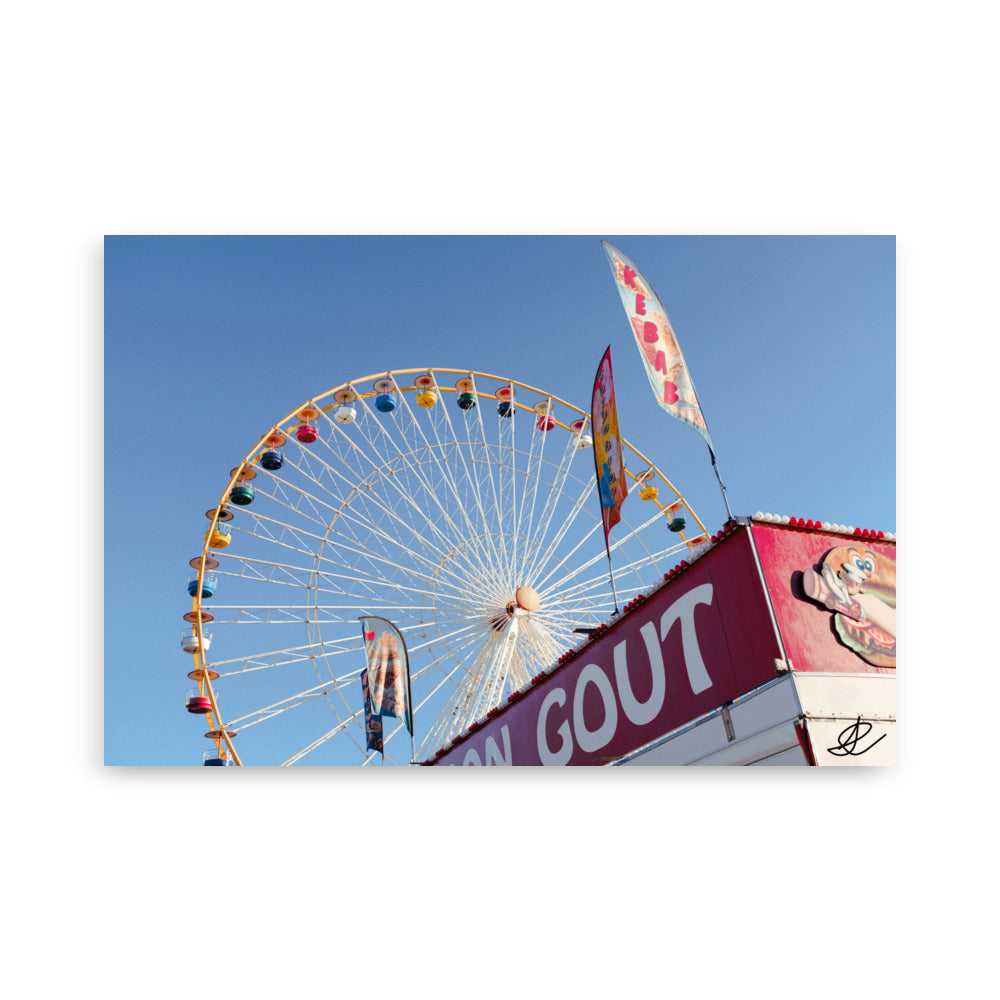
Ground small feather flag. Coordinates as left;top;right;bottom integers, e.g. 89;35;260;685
359;616;413;737
591;346;628;543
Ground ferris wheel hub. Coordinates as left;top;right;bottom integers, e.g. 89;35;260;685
487;586;540;632
515;586;540;612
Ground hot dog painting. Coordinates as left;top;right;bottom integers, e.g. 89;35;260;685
801;544;896;668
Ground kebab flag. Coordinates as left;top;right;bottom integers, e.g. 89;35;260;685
591;347;628;542
602;242;715;456
359;615;413;737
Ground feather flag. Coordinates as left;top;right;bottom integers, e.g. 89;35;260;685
591;346;628;543
359;616;414;738
602;242;715;456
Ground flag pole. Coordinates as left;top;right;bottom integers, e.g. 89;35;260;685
399;628;416;766
709;446;734;522
605;545;621;616
693;365;733;522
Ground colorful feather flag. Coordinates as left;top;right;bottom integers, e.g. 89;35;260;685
591;346;628;542
602;242;715;456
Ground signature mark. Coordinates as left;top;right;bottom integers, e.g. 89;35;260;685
826;716;888;757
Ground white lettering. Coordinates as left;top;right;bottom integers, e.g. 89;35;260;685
660;583;715;695
484;726;513;766
537;687;573;765
573;663;618;752
614;621;667;725
466;585;717;766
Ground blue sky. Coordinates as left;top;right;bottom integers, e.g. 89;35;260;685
104;235;894;766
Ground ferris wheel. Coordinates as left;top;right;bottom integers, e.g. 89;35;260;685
182;368;709;766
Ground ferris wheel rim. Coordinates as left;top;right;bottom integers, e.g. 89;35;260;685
185;366;709;767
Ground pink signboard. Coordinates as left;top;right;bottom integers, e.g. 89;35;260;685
750;522;896;675
431;529;783;765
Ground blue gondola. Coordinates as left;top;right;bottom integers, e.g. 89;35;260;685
188;572;217;598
